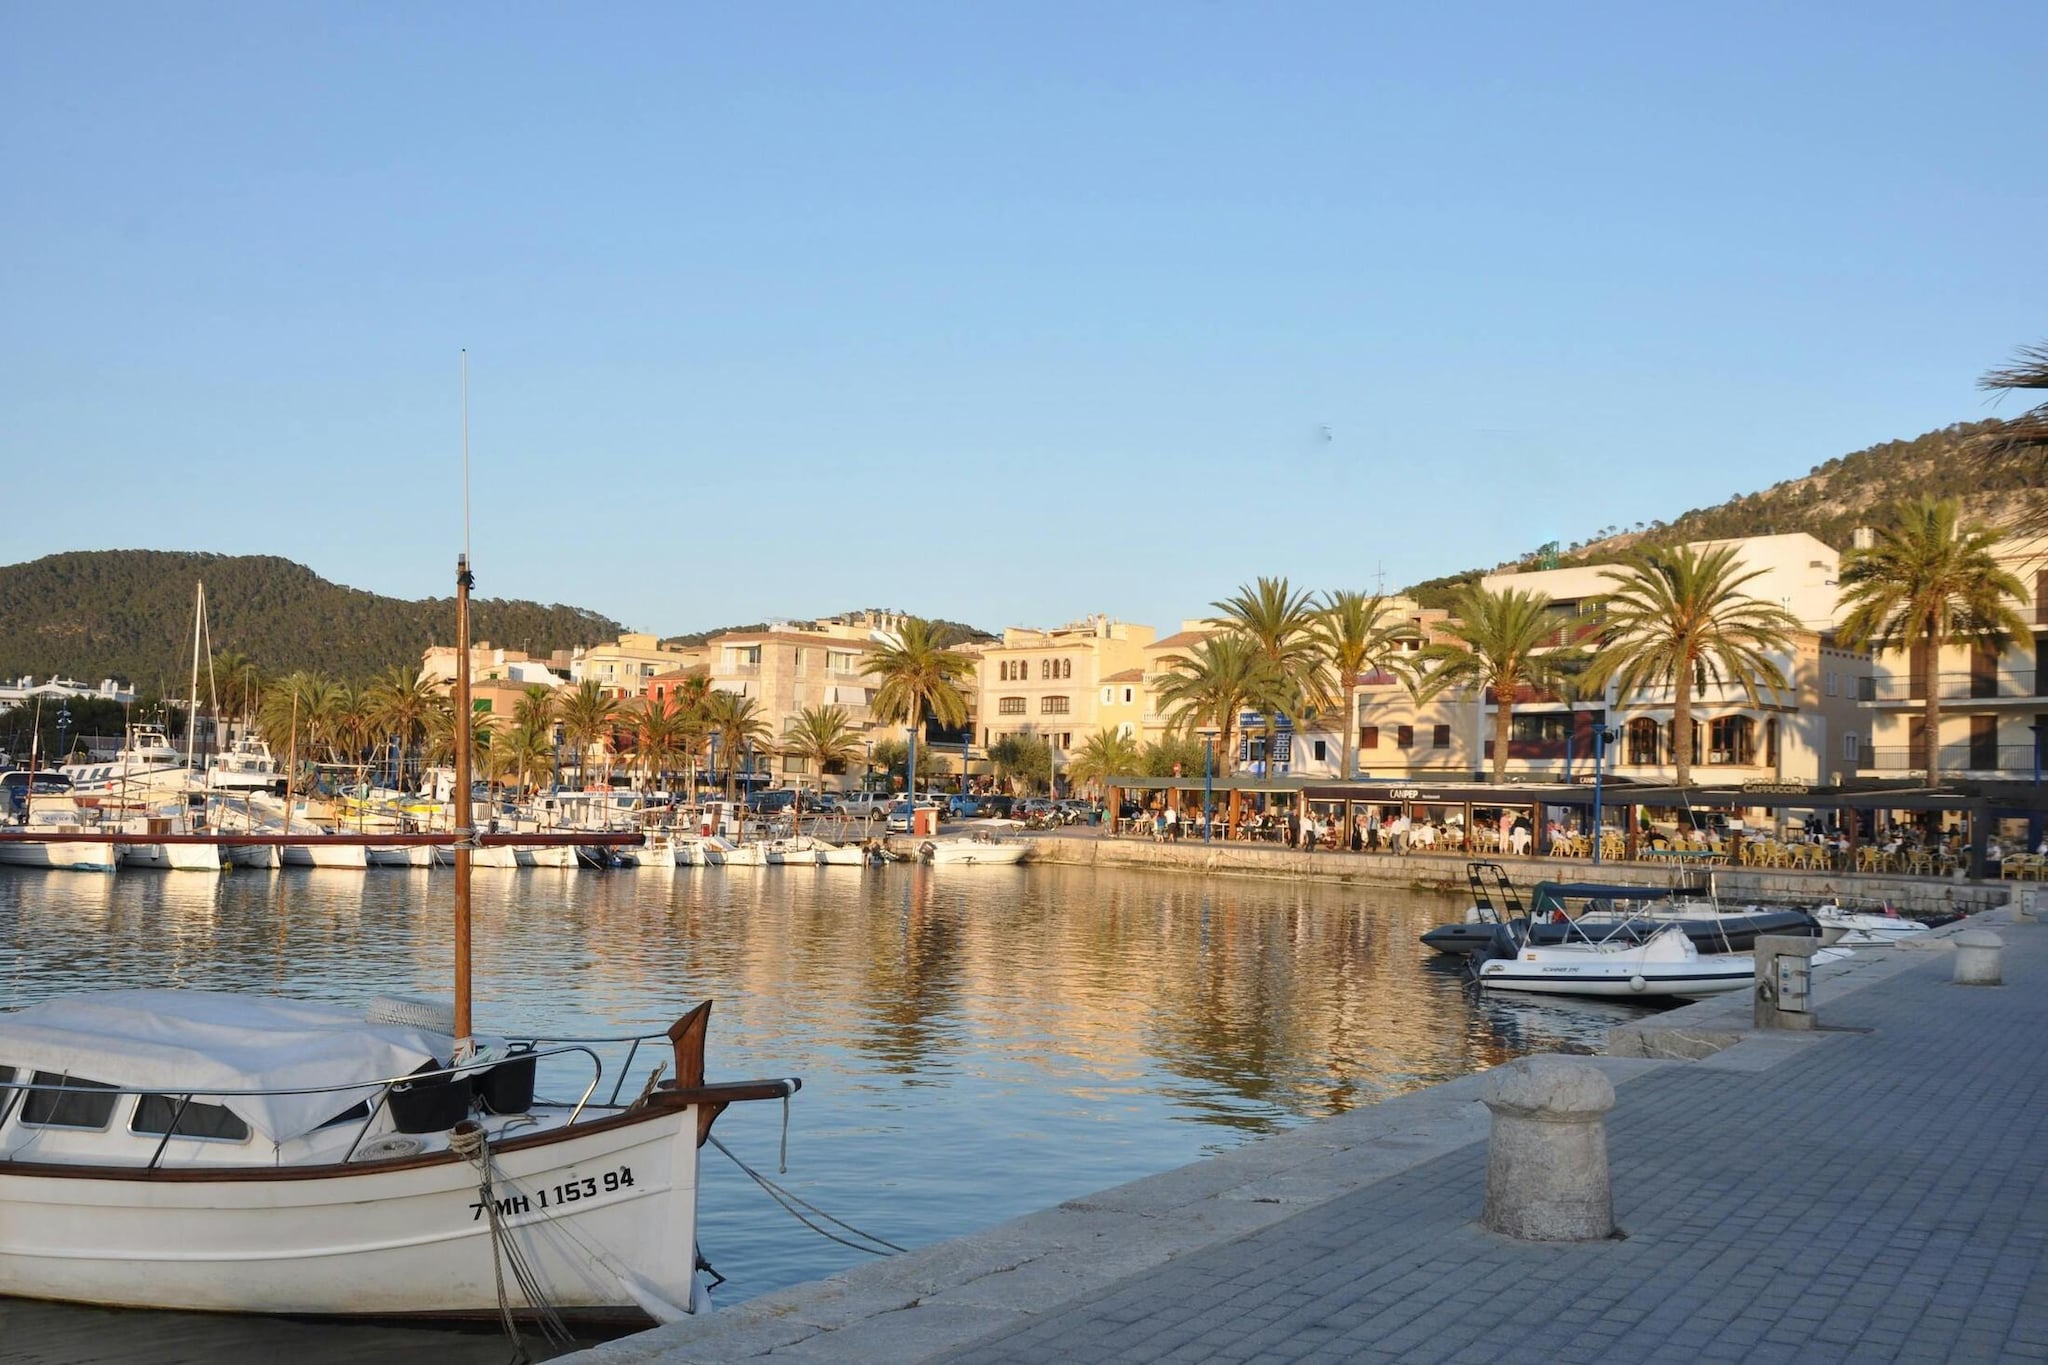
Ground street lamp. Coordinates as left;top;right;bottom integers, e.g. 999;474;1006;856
1590;724;1618;864
864;739;874;794
1197;724;1220;843
56;705;72;764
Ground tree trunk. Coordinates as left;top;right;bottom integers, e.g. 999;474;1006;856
1673;675;1693;790
1340;677;1355;780
1923;688;1943;784
1492;686;1512;783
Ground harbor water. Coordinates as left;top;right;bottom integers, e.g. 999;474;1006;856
0;860;1643;1360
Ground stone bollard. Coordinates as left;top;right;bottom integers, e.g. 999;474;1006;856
1480;1056;1615;1241
1953;930;2004;986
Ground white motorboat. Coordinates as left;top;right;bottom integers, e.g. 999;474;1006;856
515;843;579;870
1478;924;1763;1000
814;840;873;867
1814;903;1932;945
225;841;280;870
436;843;519;870
58;724;194;805
205;736;285;795
0;781;118;873
920;835;1028;866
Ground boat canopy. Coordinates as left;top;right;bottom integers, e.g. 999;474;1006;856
0;991;452;1144
1529;882;1697;916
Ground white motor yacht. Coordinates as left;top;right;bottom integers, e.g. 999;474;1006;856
58;724;193;805
204;736;285;795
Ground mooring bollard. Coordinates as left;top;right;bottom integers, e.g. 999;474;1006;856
1481;1055;1615;1241
1953;929;2004;986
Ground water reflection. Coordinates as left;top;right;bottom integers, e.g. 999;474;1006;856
0;860;1644;1353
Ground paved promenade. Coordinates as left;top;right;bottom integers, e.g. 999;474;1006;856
581;913;2046;1364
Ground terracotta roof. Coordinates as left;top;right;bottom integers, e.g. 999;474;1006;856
1150;629;1215;651
1101;668;1145;683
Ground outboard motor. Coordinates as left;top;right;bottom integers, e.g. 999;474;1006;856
1469;919;1526;968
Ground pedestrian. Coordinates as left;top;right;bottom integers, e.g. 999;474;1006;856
1165;805;1180;841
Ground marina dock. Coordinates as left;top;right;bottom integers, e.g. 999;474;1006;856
576;910;2047;1363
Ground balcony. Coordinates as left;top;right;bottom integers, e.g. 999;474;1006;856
1861;671;2042;705
1862;744;2043;776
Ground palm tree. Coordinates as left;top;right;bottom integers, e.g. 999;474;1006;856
1836;497;2028;783
506;685;560;792
781;705;864;797
366;663;440;789
1067;728;1142;793
1153;634;1273;775
1583;545;1801;788
630;695;689;794
1413;585;1572;782
211;651;263;739
1978;341;2048;535
557;679;622;788
1209;577;1331;774
704;689;771;799
859;617;973;799
1314;590;1421;780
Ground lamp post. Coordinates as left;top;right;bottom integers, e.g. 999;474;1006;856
864;739;874;795
1198;724;1220;843
2030;721;2047;851
1590;724;1617;864
56;705;71;765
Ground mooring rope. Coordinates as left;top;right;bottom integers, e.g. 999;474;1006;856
453;1121;573;1359
707;1133;907;1256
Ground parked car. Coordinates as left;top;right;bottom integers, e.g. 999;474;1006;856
747;788;797;815
947;794;983;819
977;794;1016;819
808;792;841;814
842;791;892;818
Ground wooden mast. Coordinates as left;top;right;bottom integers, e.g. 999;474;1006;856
453;349;474;1047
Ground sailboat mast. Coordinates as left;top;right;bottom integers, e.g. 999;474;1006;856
184;583;205;779
452;350;474;1046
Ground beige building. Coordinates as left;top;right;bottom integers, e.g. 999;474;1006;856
1857;532;2048;780
704;612;913;788
575;633;704;700
420;641;566;689
977;616;1156;763
1138;623;1218;747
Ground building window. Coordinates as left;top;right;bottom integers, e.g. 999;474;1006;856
1825;670;1839;697
828;650;856;673
1041;696;1070;715
1062;659;1072;679
1626;717;1661;765
1432;724;1451;749
1040;659;1051;680
1707;716;1755;765
1397;725;1415;748
1102;687;1113;704
1122;687;1134;704
1312;739;1328;762
1843;732;1860;763
783;756;810;775
998;697;1026;715
1360;725;1379;750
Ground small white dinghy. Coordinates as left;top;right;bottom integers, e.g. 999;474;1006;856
1814;903;1931;946
1479;923;1779;1000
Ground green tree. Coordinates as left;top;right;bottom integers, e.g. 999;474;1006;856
1153;633;1272;775
630;694;689;793
1413;585;1572;782
781;704;864;795
989;733;1052;794
704;689;771;799
860;618;973;799
868;738;910;792
1067;728;1142;792
366;663;440;788
1140;734;1210;780
1836;497;2028;782
557;679;622;787
1208;577;1332;773
1314;590;1420;780
1583;545;1801;788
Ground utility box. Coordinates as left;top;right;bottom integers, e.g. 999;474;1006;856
1753;934;1819;1031
913;807;938;838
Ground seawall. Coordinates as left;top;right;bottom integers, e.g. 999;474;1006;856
1017;833;2012;917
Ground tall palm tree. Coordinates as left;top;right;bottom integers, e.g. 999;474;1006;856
1067;727;1143;793
557;679;622;788
211;651;263;739
1153;634;1273;776
1977;341;2048;536
704;689;772;799
508;685;560;792
1413;585;1571;782
859;617;973;799
1315;590;1421;780
1583;545;1801;788
1837;497;2028;783
1209;577;1331;774
631;695;688;794
781;705;864;796
366;663;439;789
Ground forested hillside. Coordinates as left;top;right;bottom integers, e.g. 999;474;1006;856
0;551;621;693
1409;418;2043;608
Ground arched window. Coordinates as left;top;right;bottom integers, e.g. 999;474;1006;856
1707;716;1755;765
1625;717;1661;766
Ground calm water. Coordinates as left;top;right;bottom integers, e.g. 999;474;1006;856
0;861;1643;1359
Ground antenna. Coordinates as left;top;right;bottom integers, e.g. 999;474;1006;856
461;349;471;562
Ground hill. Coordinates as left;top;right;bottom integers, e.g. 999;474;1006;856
0;551;622;693
1408;418;2044;608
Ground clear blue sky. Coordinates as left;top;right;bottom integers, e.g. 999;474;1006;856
3;2;2042;640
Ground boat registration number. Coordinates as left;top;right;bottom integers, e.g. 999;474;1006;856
470;1164;635;1221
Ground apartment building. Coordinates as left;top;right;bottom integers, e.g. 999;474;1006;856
977;616;1155;761
704;612;911;786
1470;532;1864;786
1137;623;1216;748
420;641;566;689
1857;532;2048;781
574;634;704;700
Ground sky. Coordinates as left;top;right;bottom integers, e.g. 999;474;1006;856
3;2;2044;641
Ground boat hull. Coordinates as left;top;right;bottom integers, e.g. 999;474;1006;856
367;845;435;869
0;841;119;873
925;841;1027;866
225;844;281;870
119;842;224;873
1477;963;1756;999
0;1104;703;1321
281;843;369;870
517;844;579;869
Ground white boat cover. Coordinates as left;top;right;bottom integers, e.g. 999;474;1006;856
0;990;453;1145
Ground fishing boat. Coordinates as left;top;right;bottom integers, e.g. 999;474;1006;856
0;427;800;1322
0;775;120;873
205;736;286;795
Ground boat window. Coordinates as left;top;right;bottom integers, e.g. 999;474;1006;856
21;1072;120;1130
131;1095;252;1142
318;1098;372;1128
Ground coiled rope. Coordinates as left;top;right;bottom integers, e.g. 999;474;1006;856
707;1133;906;1257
